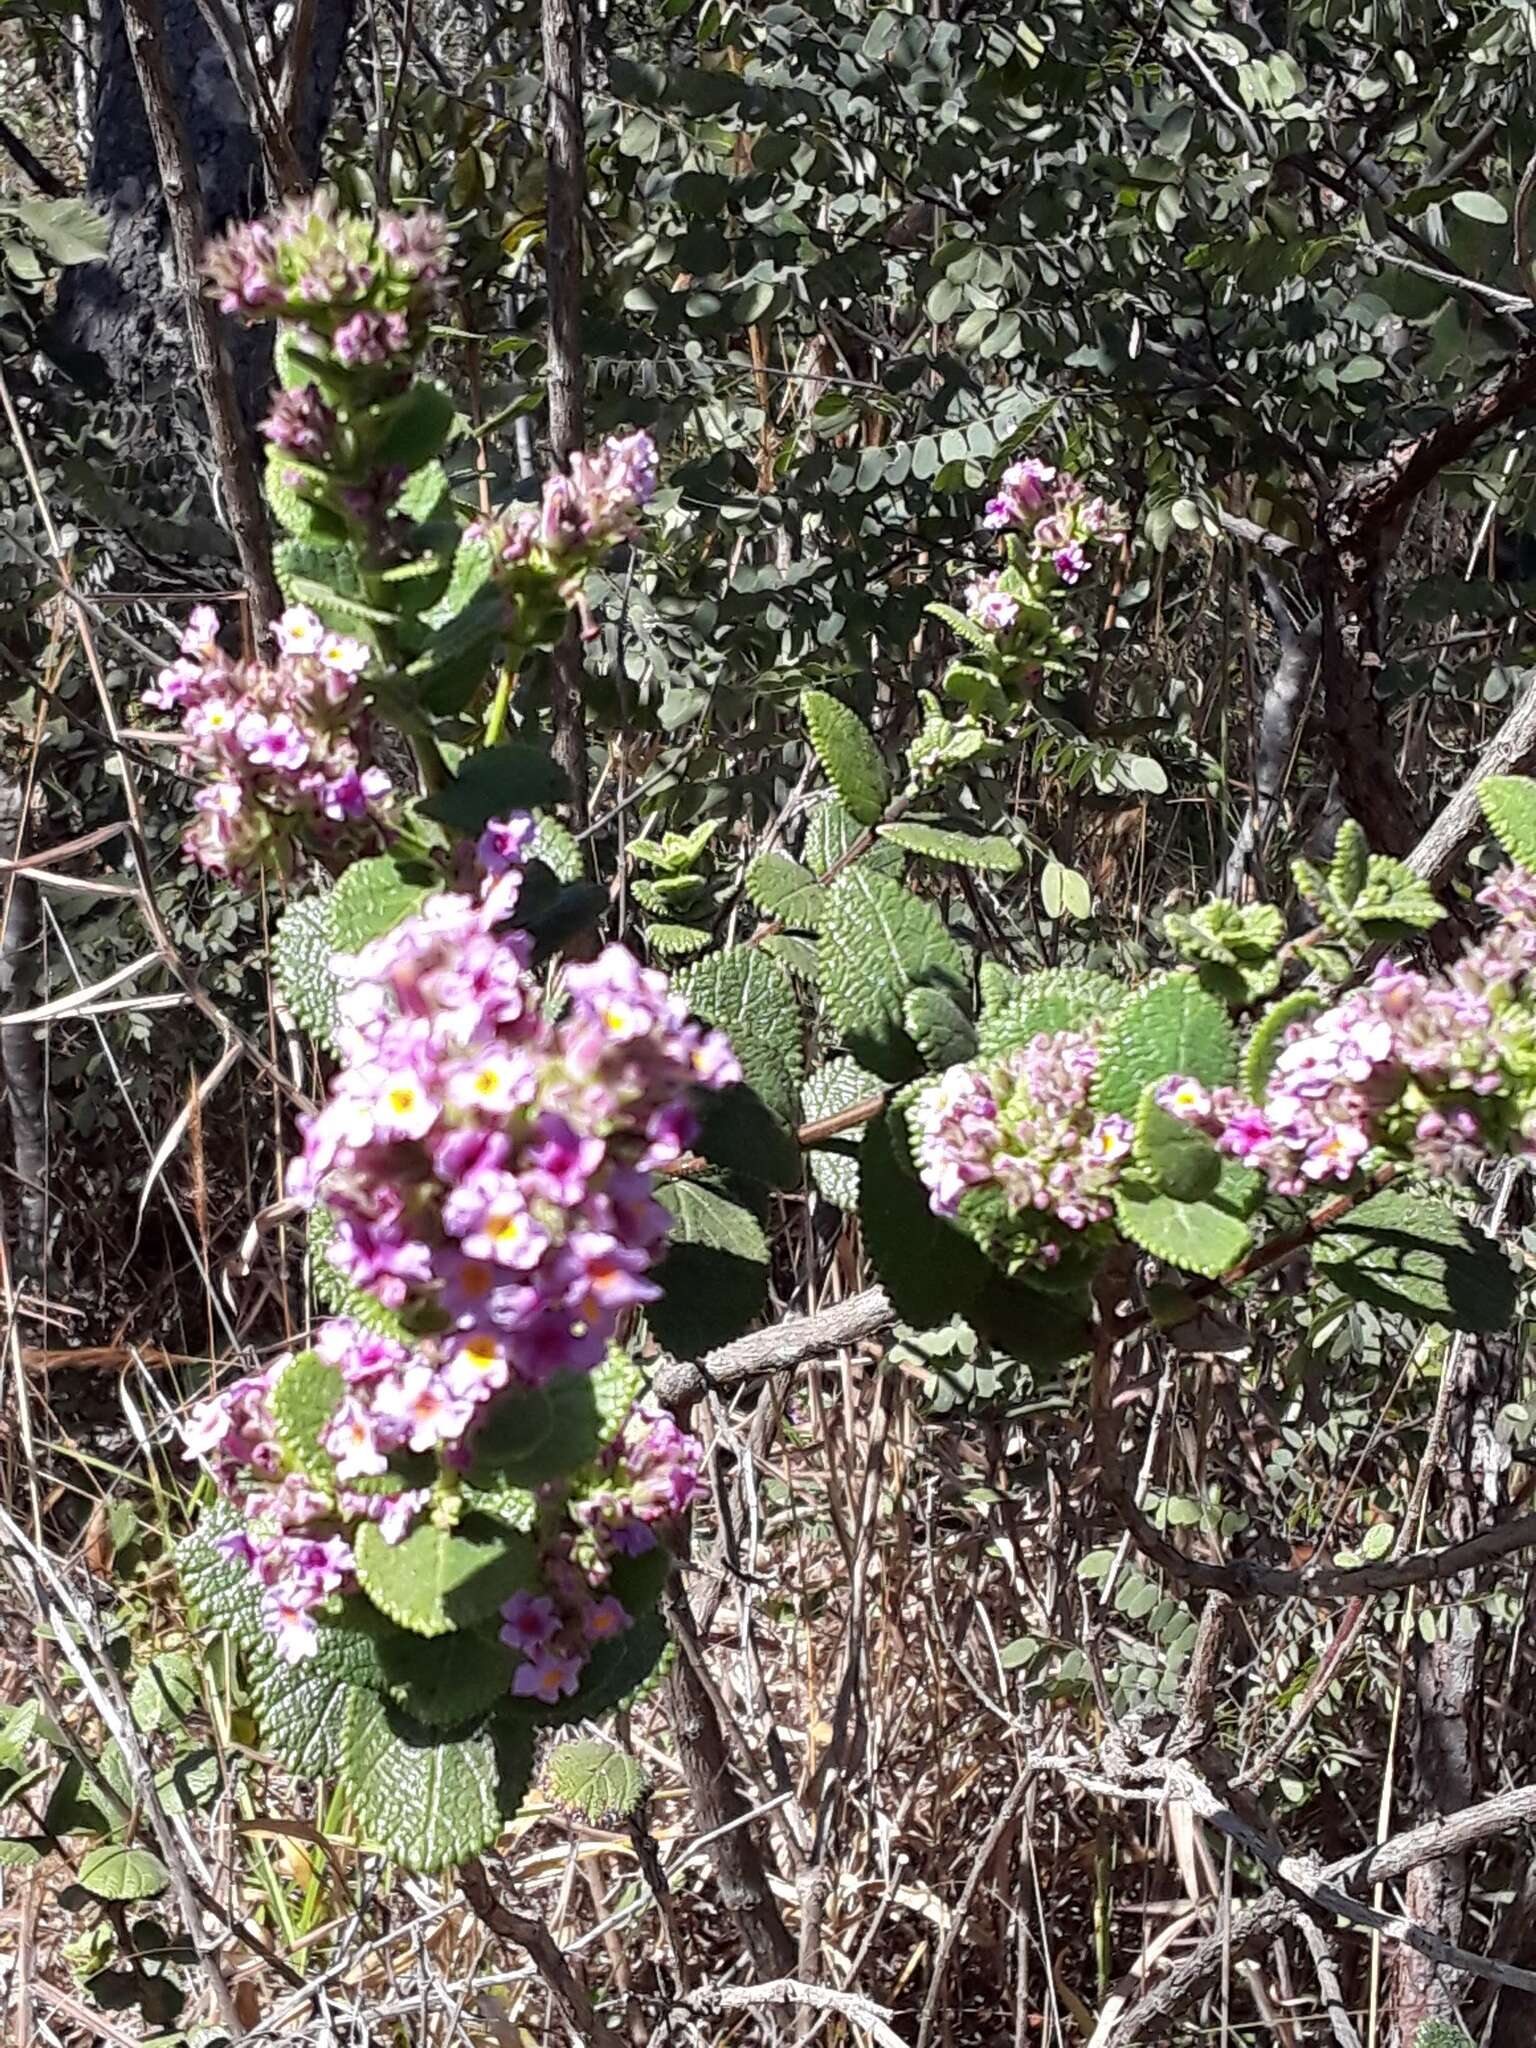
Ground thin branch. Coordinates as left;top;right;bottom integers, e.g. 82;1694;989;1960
652;1285;894;1410
116;0;281;628
461;1858;628;2048
0;113;70;197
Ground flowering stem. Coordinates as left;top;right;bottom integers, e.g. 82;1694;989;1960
483;665;516;748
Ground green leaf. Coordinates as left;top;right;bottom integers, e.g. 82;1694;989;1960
396;459;448;523
1092;974;1236;1120
802;797;903;879
270;1348;344;1480
177;1503;265;1638
380;1629;516;1728
1240;989;1323;1096
1315;1188;1517;1333
330;858;432;955
272;891;341;1053
746;851;824;930
1329;819;1370;905
354;1516;538;1638
859;1105;988;1327
1040;860;1092;921
542;1738;649;1825
976;964;1124;1057
1353;855;1444;937
802;690;890;827
418;745;568;838
249;1657;358;1778
130;1653;200;1735
1415;2023;1475;2048
368;381;456;471
1478;776;1536;870
648;1181;769;1355
657;1178;770;1262
264;449;348;547
969;1276;1092;1367
878;821;1021;874
1451;190;1508;224
675;947;802;1123
466;1371;599;1489
343;1693;525;1872
802;1055;880;1209
903;986;977;1070
818;868;967;1082
77;1845;170;1902
530;814;584;883
646;921;712;958
1113;1181;1252;1277
10;195;109;265
1133;1095;1222;1202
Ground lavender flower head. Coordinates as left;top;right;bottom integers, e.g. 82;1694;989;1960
981;454;1123;587
474;430;659;586
913;1030;1134;1268
204;199;451;366
289;824;739;1393
1158;864;1536;1195
144;603;393;879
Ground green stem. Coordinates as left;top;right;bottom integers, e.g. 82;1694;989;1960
483;664;516;748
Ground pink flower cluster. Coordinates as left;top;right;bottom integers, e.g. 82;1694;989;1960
290;826;739;1392
913;1030;1134;1266
471;431;659;585
982;457;1121;585
205;200;451;367
1157;866;1536;1196
964;573;1021;634
145;604;393;878
500;1401;704;1703
181;1325;432;1663
182;1320;706;1675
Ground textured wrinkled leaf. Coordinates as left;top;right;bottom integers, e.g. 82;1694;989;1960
355;1517;538;1638
330;858;432;956
976;964;1123;1057
77;1845;170;1902
878;821;1021;874
177;1503;264;1637
802;689;889;826
903;986;977;1070
9;195;109;265
802;797;903;879
802;1055;881;1208
272;892;341;1053
657;1178;770;1262
270;1348;343;1480
1113;1181;1252;1277
859;1105;988;1327
543;1738;648;1824
249;1658;357;1778
343;1694;524;1871
1092;974;1236;1119
1316;1189;1517;1333
819;869;966;1082
746;851;825;929
1478;777;1536;871
675;947;802;1122
466;1371;599;1488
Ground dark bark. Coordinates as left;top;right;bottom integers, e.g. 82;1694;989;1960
1389;1331;1512;2044
542;0;592;837
1221;566;1320;896
0;782;47;1282
662;1568;797;1979
53;0;354;399
117;0;281;626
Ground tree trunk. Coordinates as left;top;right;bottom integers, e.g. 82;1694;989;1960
54;0;354;401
